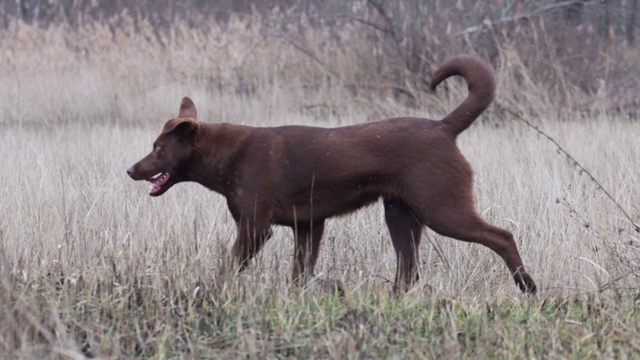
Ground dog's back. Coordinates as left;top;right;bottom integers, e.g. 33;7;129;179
232;56;497;220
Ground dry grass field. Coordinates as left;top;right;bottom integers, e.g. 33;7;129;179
1;16;640;359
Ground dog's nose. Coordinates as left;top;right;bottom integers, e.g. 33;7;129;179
126;166;136;178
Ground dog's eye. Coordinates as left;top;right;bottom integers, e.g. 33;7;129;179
154;145;161;152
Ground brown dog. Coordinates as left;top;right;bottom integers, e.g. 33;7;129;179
127;55;536;294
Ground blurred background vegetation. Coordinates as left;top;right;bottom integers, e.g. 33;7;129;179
1;0;638;120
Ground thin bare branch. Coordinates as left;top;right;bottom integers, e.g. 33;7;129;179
495;103;640;234
455;0;590;37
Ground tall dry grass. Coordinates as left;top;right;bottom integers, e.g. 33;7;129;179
2;110;637;294
1;13;639;358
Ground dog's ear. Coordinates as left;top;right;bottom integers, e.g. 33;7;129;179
166;119;198;142
178;97;198;119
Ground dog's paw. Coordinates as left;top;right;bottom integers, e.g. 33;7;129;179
515;273;537;294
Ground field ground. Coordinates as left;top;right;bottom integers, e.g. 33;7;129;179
1;18;640;359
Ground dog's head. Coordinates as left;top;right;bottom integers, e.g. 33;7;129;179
127;97;201;196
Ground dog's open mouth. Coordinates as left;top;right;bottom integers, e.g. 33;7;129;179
147;172;170;196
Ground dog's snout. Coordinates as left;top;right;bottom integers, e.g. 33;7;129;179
127;165;136;178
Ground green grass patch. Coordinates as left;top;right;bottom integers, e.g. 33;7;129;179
3;276;640;358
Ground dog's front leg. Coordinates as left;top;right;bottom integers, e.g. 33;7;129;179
291;220;325;285
230;214;273;273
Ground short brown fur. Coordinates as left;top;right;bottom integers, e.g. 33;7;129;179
127;55;537;294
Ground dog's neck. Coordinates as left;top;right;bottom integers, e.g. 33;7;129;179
186;122;251;195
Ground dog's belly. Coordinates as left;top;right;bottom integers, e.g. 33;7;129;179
275;190;380;223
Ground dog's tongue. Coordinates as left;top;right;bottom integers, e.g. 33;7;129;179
148;172;170;195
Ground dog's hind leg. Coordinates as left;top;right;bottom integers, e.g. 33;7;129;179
291;220;325;285
417;202;537;294
384;198;423;294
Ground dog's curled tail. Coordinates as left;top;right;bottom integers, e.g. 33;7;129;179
430;55;496;136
